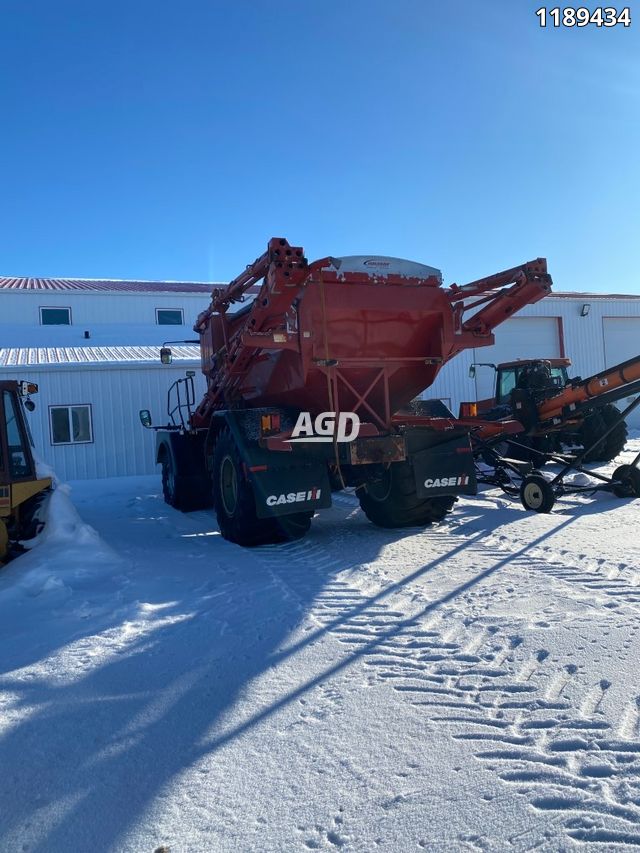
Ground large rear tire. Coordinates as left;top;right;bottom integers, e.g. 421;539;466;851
212;429;312;546
358;462;455;529
579;405;628;463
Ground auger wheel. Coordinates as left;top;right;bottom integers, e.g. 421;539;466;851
520;474;555;513
612;465;640;499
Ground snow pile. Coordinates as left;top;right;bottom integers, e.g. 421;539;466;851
32;450;60;486
0;484;120;605
23;484;104;550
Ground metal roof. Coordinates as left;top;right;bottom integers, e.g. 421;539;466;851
2;275;638;300
0;277;216;293
546;291;640;300
0;345;201;367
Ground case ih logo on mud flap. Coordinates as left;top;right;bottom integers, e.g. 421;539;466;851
424;475;470;489
266;488;322;506
287;412;360;443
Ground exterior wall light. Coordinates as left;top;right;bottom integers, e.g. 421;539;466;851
581;303;591;317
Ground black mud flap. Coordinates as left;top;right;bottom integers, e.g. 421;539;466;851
412;437;477;498
250;464;332;519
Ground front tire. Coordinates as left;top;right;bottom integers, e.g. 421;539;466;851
162;454;192;511
161;452;212;512
212;429;312;546
18;489;51;541
358;462;455;529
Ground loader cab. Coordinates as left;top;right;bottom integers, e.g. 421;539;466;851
0;380;53;563
0;382;36;483
495;359;571;405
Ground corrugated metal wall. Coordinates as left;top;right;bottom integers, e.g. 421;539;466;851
0;363;205;481
0;291;209;326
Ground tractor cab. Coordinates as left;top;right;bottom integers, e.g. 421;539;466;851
462;358;572;417
495;359;571;405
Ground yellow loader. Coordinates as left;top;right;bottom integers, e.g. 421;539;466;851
0;380;52;562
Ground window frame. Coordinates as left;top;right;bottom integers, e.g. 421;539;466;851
39;306;73;326
48;404;94;446
155;307;184;326
497;368;518;404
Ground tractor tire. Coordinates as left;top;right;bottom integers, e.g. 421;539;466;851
358;462;455;529
161;453;212;512
579;405;628;463
612;465;640;499
212;428;312;547
598;405;628;461
18;489;51;541
0;520;8;562
0;488;51;563
162;455;190;511
520;474;555;513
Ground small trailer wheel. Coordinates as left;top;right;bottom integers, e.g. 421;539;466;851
612;465;640;499
520;474;555;513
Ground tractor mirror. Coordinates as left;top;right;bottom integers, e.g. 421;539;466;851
139;409;153;428
24;399;36;412
160;347;173;365
468;365;476;379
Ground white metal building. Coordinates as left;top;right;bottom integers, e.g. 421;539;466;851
0;276;215;348
0;277;214;480
0;346;205;479
1;275;639;481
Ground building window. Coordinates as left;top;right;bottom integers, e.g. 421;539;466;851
40;307;72;325
156;308;184;326
49;405;93;445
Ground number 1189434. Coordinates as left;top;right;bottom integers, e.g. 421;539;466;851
536;7;631;26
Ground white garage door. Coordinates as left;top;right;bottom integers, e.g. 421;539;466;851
473;317;561;400
603;317;640;428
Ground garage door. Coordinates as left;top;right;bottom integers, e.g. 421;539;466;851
473;317;562;400
603;317;640;428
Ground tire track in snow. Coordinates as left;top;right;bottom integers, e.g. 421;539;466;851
258;495;640;849
335;490;640;613
446;520;640;613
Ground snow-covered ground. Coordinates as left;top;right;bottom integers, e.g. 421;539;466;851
1;437;640;852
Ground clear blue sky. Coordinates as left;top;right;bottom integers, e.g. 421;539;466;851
1;0;638;292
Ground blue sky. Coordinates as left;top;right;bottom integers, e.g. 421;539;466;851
1;0;638;292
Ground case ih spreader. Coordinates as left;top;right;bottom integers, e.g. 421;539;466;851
465;355;640;513
142;238;556;546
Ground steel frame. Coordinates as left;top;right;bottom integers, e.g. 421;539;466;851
475;393;640;503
